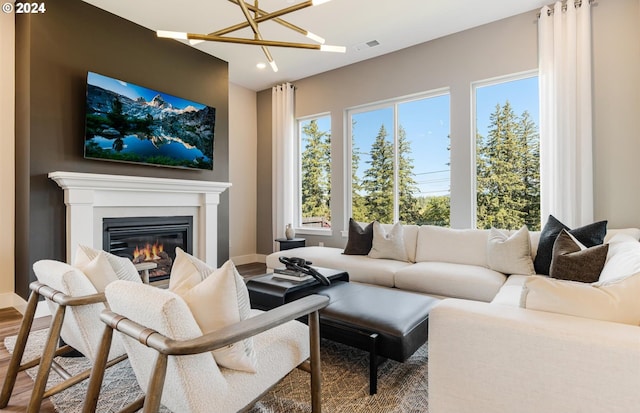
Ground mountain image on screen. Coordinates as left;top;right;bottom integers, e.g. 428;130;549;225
84;72;215;170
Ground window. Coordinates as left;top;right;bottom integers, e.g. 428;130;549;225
297;115;331;230
474;73;540;230
348;91;451;225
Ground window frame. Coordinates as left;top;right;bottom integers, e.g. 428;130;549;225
294;112;333;236
343;88;451;235
471;69;540;229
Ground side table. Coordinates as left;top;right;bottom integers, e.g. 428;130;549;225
275;237;306;251
247;267;348;310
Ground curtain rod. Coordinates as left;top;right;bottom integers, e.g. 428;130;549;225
537;0;597;18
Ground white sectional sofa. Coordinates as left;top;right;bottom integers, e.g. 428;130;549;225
266;223;640;412
266;223;541;302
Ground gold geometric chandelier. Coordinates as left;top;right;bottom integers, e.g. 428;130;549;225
156;0;346;72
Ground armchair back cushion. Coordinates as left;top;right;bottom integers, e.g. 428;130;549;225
32;260;125;361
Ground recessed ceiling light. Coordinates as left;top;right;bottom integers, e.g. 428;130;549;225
256;62;267;69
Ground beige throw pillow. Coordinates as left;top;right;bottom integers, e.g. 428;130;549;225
74;245;142;291
169;248;257;373
522;273;640;325
368;221;409;262
599;234;640;282
486;226;535;275
75;245;142;283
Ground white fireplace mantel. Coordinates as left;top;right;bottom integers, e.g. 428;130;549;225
49;171;231;266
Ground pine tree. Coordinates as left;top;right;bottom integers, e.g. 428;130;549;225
476;101;527;229
350;119;369;222
397;126;421;223
300;120;331;225
362;125;394;223
518;110;541;230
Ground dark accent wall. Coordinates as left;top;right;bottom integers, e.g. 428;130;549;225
15;0;230;298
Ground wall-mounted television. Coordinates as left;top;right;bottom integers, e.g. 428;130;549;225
84;72;215;170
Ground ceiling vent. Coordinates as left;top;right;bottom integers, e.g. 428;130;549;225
353;40;380;52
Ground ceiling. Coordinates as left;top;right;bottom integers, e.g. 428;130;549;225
81;0;549;91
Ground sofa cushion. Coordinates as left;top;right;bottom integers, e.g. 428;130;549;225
549;229;609;283
533;215;607;275
266;247;407;288
369;221;409;262
415;226;490;267
170;249;257;373
522;273;640;325
599;233;640;282
394;262;506;302
486;226;535;275
379;223;420;263
490;274;530;306
343;218;374;255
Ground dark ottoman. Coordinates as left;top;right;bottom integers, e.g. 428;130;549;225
315;281;440;394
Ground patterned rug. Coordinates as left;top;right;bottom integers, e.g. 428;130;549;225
4;330;429;412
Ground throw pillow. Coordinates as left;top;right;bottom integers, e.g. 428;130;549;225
169;248;257;373
522;272;640;325
533;215;607;275
343;218;374;255
549;229;609;283
74;245;142;289
599;233;640;282
486;226;535;275
368;221;409;262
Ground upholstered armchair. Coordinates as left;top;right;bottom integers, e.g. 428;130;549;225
1;253;141;412
84;279;329;413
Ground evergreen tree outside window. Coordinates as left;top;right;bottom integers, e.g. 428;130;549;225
349;92;451;225
474;73;540;230
297;115;331;229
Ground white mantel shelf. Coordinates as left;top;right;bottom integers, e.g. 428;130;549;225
49;171;231;266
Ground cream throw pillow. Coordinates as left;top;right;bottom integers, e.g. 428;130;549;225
368;221;409;262
170;248;257;373
73;245;142;291
486;226;535;275
75;245;142;284
599;233;640;282
522;273;640;325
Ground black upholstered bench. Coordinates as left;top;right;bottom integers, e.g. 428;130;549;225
314;281;440;394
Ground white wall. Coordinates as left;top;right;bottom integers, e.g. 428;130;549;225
0;5;17;308
228;83;259;264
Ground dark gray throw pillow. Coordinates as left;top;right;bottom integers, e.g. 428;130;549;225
549;229;609;283
343;218;374;255
533;215;607;275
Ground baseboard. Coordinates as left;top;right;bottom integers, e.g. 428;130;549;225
231;254;267;265
0;292;51;318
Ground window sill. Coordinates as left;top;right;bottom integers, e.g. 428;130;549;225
295;228;332;237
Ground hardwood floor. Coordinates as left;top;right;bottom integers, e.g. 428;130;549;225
0;307;55;412
0;262;266;412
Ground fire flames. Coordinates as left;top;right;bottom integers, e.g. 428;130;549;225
133;242;164;261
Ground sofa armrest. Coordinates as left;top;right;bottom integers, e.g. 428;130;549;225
428;299;640;413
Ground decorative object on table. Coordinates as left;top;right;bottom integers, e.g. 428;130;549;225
273;268;313;282
285;223;295;240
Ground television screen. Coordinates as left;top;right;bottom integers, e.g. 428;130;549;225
84;72;215;170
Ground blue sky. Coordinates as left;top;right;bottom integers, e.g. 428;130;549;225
87;72;207;110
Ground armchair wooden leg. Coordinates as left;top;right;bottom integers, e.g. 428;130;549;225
82;324;114;413
309;310;322;413
0;291;39;408
27;304;66;413
142;353;168;413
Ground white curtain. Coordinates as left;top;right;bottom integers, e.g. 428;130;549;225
272;83;295;247
538;0;593;228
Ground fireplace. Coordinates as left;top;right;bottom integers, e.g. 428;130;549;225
103;216;193;282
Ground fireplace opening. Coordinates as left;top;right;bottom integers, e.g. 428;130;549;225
103;216;193;282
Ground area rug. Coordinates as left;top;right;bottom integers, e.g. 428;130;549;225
5;330;429;412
